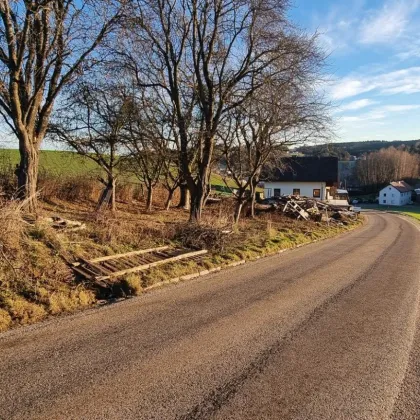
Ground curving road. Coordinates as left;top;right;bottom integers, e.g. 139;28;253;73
1;213;420;419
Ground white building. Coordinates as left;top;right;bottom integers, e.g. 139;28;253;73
264;157;339;200
379;181;413;206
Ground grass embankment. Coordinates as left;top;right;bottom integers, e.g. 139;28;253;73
0;196;363;332
0;149;260;193
359;203;420;221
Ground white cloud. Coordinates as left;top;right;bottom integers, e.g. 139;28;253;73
359;0;418;44
338;103;420;124
381;104;420;111
330;66;420;100
339;99;379;111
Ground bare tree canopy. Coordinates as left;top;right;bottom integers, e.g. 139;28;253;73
356;148;420;189
116;0;327;222
51;81;132;212
0;0;122;211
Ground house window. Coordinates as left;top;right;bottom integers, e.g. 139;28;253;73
313;189;321;198
383;200;386;204
265;188;272;198
274;188;281;197
384;193;386;197
293;188;300;196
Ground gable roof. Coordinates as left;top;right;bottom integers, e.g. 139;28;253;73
268;157;338;186
389;181;413;193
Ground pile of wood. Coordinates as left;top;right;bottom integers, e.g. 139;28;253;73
72;246;208;287
277;196;359;223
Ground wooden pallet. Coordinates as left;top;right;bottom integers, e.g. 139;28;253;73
72;246;208;282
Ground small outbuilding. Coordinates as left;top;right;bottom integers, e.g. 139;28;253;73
379;181;413;206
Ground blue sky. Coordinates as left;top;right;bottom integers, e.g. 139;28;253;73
290;0;420;143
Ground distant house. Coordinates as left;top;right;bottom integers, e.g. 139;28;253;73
379;181;413;206
263;157;339;200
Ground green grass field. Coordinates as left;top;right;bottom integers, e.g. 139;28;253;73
0;149;101;177
359;203;420;221
0;149;258;191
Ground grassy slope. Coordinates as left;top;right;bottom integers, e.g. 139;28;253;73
0;149;101;176
360;203;420;221
0;149;262;191
0;197;363;332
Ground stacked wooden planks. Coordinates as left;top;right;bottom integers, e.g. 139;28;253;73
72;246;208;282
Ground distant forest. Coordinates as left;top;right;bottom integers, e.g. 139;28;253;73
296;140;420;159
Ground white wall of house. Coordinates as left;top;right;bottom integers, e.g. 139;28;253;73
264;181;328;200
379;185;411;206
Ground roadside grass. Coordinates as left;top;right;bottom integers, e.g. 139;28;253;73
0;194;363;331
359;203;420;221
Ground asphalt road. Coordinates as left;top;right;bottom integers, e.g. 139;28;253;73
1;212;420;420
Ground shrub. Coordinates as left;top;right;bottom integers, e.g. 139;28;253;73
174;223;229;252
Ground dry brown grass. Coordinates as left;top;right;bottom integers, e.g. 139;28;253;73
0;308;12;332
0;183;363;332
0;198;26;257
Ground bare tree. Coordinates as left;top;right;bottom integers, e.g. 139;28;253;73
120;0;318;222
220;56;330;223
356;147;420;190
0;0;121;211
51;82;132;212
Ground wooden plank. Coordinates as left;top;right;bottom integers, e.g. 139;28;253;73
79;258;113;275
101;260;122;272
89;246;169;263
95;250;208;281
72;266;95;280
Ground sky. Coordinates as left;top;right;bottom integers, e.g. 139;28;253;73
289;0;420;143
1;0;419;149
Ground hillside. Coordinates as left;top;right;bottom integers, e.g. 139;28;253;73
0;149;244;190
296;140;420;158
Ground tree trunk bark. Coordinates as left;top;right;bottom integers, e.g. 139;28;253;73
110;177;116;212
250;179;258;219
189;184;204;223
234;190;246;224
97;175;116;212
17;141;40;213
146;185;153;211
165;189;175;211
178;183;190;209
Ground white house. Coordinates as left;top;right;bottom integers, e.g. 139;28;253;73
264;157;339;200
379;181;413;206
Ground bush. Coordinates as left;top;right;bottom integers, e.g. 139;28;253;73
174;223;229;252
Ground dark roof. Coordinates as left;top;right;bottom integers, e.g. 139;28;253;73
269;157;339;186
390;181;413;193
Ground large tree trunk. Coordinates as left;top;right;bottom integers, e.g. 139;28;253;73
178;183;190;209
146;185;153;211
17;141;40;213
189;183;205;223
